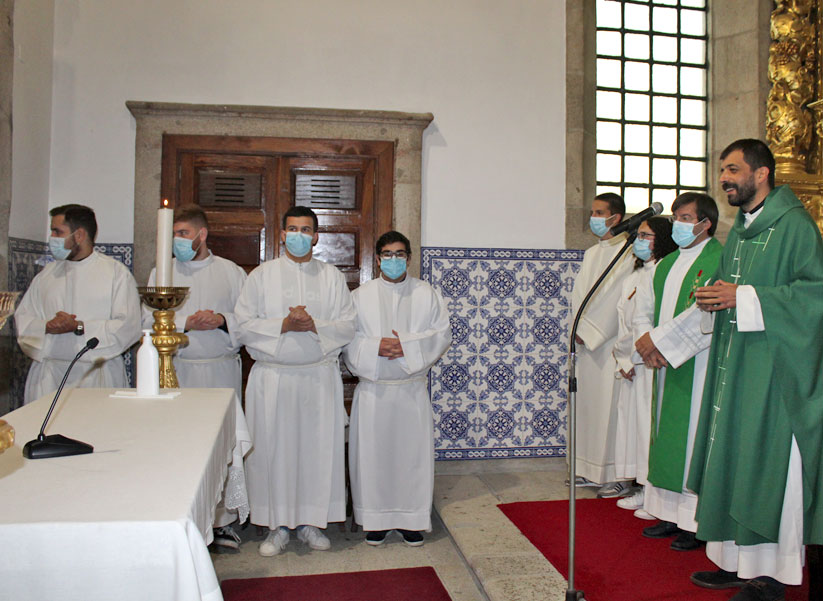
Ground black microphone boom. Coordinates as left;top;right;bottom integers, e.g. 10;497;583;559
22;337;99;460
609;201;664;236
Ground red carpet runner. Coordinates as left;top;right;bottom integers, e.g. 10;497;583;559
499;498;807;601
221;566;452;601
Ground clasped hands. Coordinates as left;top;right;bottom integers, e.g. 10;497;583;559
45;311;79;334
378;329;404;360
634;332;668;369
281;305;317;334
185;310;225;331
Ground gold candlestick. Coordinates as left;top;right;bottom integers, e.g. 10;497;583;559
137;286;189;388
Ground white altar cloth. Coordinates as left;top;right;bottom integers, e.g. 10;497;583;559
0;387;239;601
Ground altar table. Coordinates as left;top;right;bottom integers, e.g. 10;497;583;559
0;387;241;601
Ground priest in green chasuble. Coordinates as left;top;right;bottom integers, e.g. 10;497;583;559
644;139;823;600
633;193;721;553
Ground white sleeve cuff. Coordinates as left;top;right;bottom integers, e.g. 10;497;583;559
735;285;765;332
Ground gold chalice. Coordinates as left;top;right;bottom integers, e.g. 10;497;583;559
137;286;189;388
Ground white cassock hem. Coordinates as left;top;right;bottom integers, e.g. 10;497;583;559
705;437;805;585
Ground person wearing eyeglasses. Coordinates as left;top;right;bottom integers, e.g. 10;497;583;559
571;192;636;498
633;192;722;553
611;216;676;519
234;205;356;557
343;231;452;548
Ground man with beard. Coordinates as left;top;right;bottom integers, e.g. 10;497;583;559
645;139;823;600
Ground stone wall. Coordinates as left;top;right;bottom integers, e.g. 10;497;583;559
0;0;13;415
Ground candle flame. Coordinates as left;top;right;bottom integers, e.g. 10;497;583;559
162;198;168;207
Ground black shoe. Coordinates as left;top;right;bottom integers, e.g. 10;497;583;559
691;568;749;589
365;530;389;546
669;531;703;551
398;529;424;547
729;577;785;601
642;520;681;538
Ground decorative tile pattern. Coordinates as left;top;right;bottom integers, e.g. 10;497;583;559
422;247;584;460
8;238;136;410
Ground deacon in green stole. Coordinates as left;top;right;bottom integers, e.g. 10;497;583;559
647;237;722;493
633;192;721;550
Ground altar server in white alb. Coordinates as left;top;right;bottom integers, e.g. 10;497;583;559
16;204;142;405
344;231;451;547
571;193;635;496
235;206;355;557
144;204;250;549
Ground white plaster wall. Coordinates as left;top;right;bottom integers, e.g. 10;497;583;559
10;0;54;241
47;0;565;247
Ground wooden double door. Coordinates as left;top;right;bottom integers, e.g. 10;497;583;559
161;134;395;402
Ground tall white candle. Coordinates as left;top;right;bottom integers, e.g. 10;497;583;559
156;201;174;287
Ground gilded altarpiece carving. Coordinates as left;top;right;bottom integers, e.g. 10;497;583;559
768;0;823;232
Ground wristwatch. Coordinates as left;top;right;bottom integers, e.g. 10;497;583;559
74;321;85;336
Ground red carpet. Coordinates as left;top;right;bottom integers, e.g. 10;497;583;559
499;498;808;601
221;566;452;601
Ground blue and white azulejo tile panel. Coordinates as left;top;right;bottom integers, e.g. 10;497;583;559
422;247;584;460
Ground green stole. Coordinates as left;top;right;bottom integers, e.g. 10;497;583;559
646;237;722;492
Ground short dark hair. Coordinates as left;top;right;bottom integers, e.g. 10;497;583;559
376;230;411;256
671;192;719;236
50;204;98;242
173;204;209;229
594;192;625;222
282;206;318;231
720;138;776;189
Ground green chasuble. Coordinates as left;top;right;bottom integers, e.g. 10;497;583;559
647;237;722;492
687;185;823;546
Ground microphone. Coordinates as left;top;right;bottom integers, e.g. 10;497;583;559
23;337;99;459
609;202;664;236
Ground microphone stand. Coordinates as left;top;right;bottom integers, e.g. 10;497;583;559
565;230;637;601
23;341;97;460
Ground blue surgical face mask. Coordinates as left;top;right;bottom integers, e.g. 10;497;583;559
172;233;202;262
49;234;74;261
632;238;652;261
380;257;407;280
285;232;313;257
671;219;707;248
589;216;609;237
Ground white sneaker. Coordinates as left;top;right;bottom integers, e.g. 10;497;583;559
297;525;331;551
259;527;289;557
617;489;645;510
634;508;656;520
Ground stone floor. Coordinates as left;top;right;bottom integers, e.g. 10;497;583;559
212;457;599;601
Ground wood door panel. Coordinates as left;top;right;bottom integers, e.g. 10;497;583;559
207;230;264;273
161;133;395;412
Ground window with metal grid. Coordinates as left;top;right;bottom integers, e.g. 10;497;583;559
596;0;709;215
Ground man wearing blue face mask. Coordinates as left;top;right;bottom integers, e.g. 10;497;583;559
235;206;356;557
633;193;721;552
144;204;249;550
571;193;635;497
15;204;142;405
343;231;452;547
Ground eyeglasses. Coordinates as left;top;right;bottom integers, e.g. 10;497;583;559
379;251;409;260
636;232;655;240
